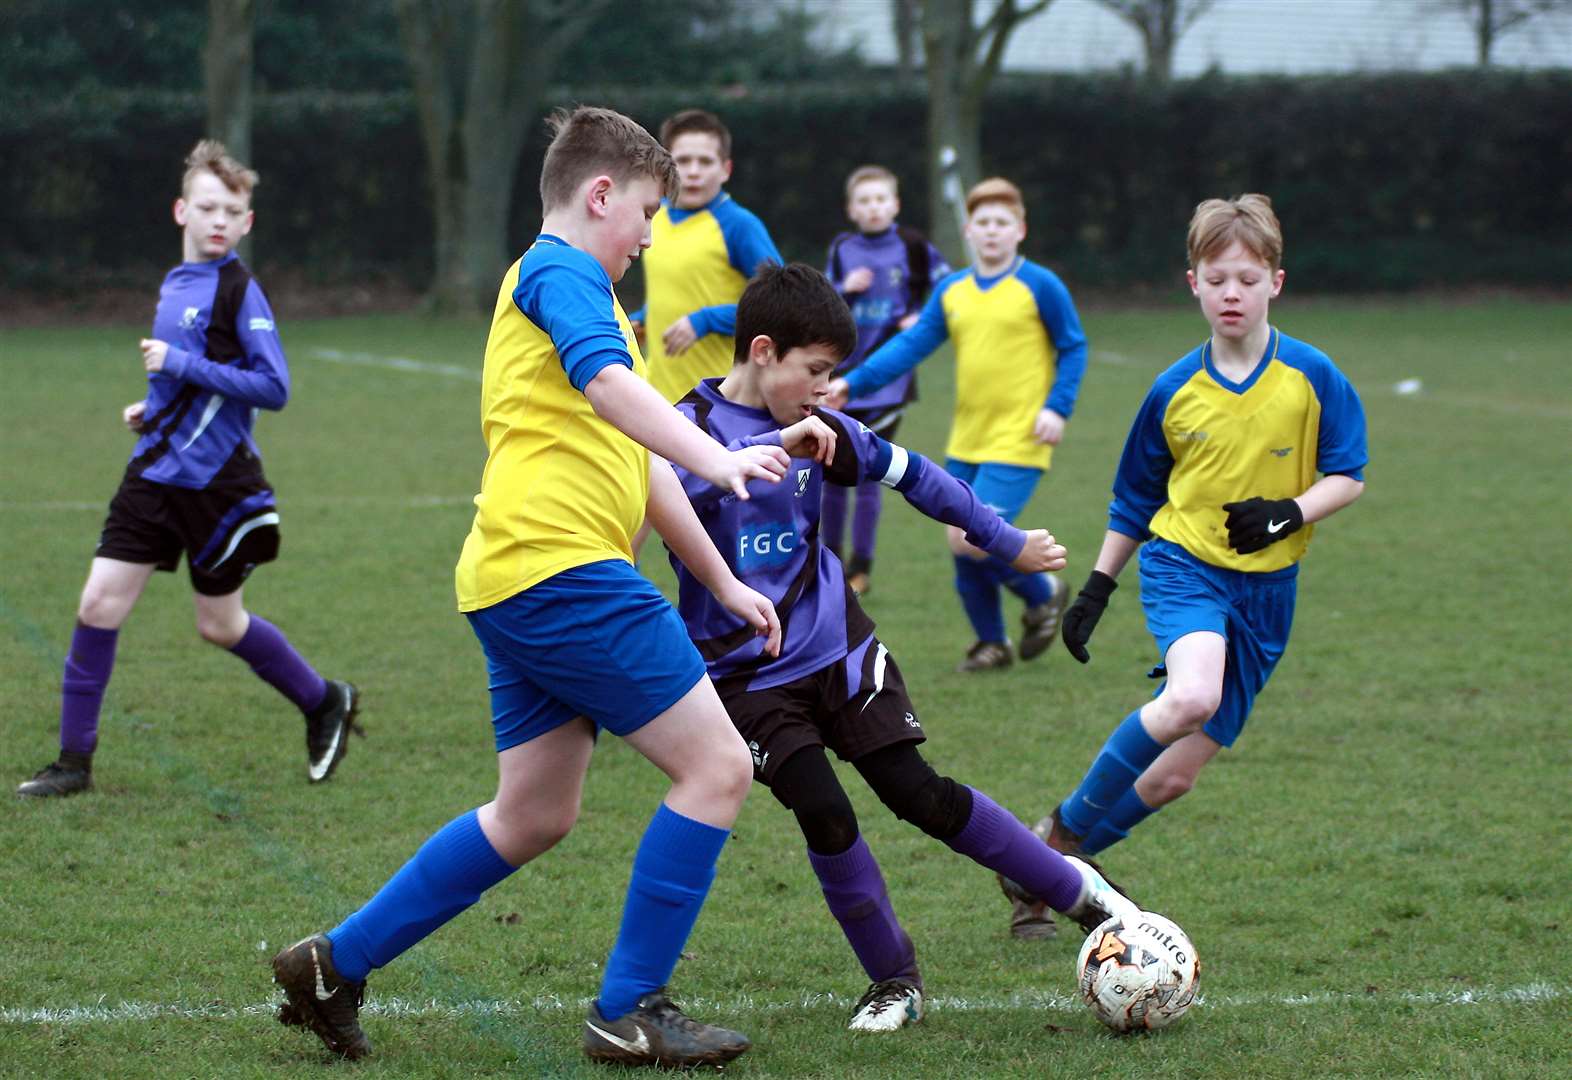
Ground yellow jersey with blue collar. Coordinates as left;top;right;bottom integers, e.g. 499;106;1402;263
639;191;782;403
841;257;1088;469
455;235;649;612
1108;327;1368;573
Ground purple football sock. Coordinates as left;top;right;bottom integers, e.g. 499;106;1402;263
946;787;1082;912
228;615;328;713
849;479;884;564
808;835;919;986
59;622;118;755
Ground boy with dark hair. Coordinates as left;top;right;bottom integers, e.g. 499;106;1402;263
829;178;1089;674
822;165;951;596
632;108;782;404
17;139;358;799
271;106;788;1069
999;194;1367;936
666;264;1141;1031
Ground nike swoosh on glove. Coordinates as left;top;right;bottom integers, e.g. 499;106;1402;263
1221;496;1303;554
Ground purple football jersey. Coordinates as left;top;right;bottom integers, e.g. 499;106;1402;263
668;379;1027;690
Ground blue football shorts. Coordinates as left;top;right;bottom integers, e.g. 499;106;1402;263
465;559;708;752
943;459;1043;525
1138;538;1298;747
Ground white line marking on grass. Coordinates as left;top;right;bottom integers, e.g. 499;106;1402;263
310;346;481;381
4;983;1565;1026
0;494;474;513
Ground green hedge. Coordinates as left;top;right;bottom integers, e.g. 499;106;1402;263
4;71;1569;298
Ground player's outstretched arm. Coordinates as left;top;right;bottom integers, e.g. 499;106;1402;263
585;364;787;499
646;458;782;657
1062;530;1141;664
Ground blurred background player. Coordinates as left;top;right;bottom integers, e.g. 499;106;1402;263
821;165;950;596
829;178;1089;673
667;264;1140;1029
16;139;358;799
1001;194;1367;937
631;108;782;404
270;107;789;1069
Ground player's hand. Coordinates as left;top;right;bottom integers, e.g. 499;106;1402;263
842;266;875;294
778;415;837;464
716;580;782;657
1011;529;1067;574
662;316;698;356
123;400;148;433
1062;570;1118;664
1221;496;1303;554
825;378;851;410
140;338;169;373
897;312;920;330
705;443;789;500
1032;407;1066;446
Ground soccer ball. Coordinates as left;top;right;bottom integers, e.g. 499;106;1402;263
1075;910;1199;1032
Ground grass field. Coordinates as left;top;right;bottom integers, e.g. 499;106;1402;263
2;294;1569;1078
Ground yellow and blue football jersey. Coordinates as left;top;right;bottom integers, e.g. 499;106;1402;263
842;256;1088;470
455;235;649;611
1109;328;1368;573
638;192;781;403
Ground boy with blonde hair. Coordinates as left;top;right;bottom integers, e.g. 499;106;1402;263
17;140;358;799
632;108;782;403
999;194;1367;936
829;177;1088;673
821;165;950;595
271;106;788;1069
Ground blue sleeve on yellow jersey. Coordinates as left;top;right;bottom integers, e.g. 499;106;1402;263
841;271;960;398
1286;346;1369;480
159;279;290;410
512;245;632;393
817;408;1026;562
1018;261;1088;418
687;197;784;339
1108;355;1197;539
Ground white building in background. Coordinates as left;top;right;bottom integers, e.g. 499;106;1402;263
791;0;1572;75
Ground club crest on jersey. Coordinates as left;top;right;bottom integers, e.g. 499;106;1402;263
180;306;201;329
737;521;798;571
795;468;812;496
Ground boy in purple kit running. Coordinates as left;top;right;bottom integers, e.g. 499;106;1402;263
666;264;1140;1032
821;166;950;596
17;140;358;799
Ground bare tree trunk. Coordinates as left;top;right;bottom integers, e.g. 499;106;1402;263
204;0;254;258
893;0;921;81
922;0;978;265
920;0;1052;265
396;0;612;315
1477;0;1496;64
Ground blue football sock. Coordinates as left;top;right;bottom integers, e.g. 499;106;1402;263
1059;710;1166;838
1078;787;1159;855
327;809;514;983
953;555;1005;643
988;559;1052;607
597;803;729;1021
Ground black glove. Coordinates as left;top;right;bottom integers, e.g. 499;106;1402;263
1221;496;1304;554
1062;570;1118;664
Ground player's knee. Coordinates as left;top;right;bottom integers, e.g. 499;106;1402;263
1158;683;1221;731
77;585;128;628
1146;769;1197;805
195;609;244;647
705;738;755;806
861;749;971;840
791;789;861;855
